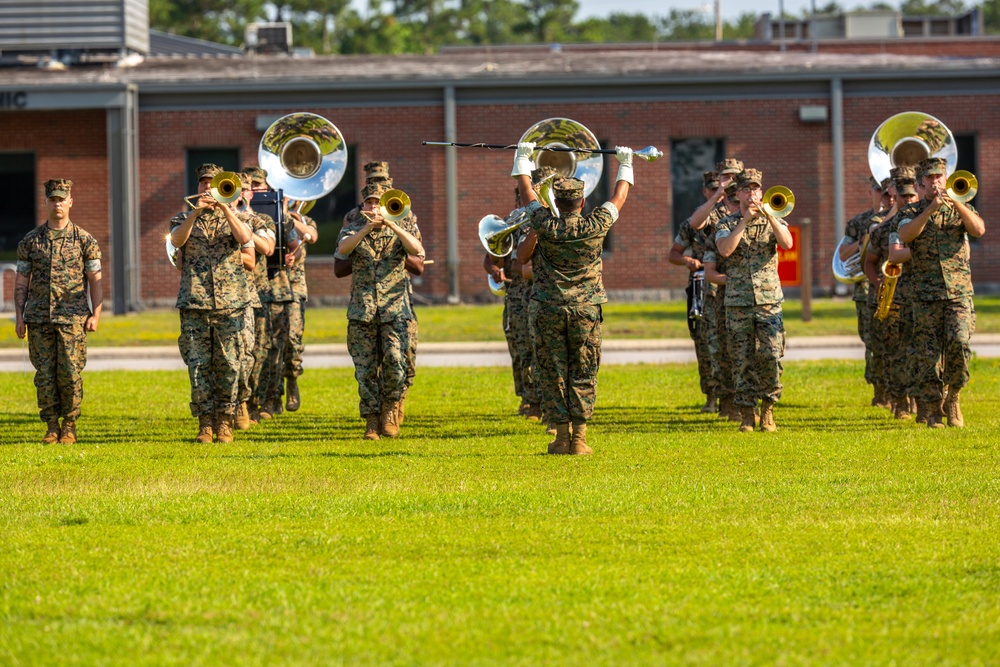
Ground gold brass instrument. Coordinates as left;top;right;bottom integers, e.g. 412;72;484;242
479;208;530;259
380;189;411;223
183;171;243;208
519;118;605;197
946;170;978;203
258;112;347;203
874;260;902;320
759;185;795;218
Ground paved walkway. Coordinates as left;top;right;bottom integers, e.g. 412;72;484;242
3;335;1000;372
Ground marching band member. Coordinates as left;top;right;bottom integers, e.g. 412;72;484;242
840;176;885;405
513;142;635;455
892;157;985;428
336;182;424;440
716;169;794;433
668;170;722;413
15;179;103;444
169;164;255;443
282;202;318;413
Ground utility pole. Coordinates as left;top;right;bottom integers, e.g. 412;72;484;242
715;0;723;41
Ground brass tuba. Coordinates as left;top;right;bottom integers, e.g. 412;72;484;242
519;118;604;198
874;260;902;320
258;112;348;201
867;111;957;184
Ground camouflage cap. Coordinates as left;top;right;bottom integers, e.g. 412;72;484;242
735;168;763;188
890;166;916;183
917;157;948;178
552;177;585;200
880;177;891;193
197;163;223;180
896;181;918;196
533;166;558;185
361;182;388;202
724;179;740;204
364;161;390;180
243;166;268;186
717;158;744;176
44;178;72;199
869;175;882;190
237;171;253;188
366;176;394;188
703;170;721;189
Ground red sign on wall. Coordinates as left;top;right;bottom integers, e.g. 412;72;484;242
777;225;801;286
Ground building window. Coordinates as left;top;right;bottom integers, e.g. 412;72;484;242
670;138;725;237
185;148;240;198
0;153;35;261
955;133;979;240
301;144;357;256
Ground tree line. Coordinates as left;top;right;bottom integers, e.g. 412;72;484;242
150;0;999;55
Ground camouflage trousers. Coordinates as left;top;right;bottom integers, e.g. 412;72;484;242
529;300;602;424
238;304;256;404
909;297;975;403
504;285;535;404
866;301;887;394
283;299;305;380
870;304;903;400
856;300;874;385
27;318;87;421
347;317;410;417
686;280;718;397
403;313;418;397
262;301;293;406
249;306;272;411
707;289;734;400
178;307;246;417
726;304;784;407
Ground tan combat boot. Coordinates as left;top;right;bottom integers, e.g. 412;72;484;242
727;399;743;423
943;387;964;428
195;415;214;443
396;396;406;426
545;423;557;436
364;415;381;440
547;422;571;455
235;402;252;430
57;419;77;444
893;398;911;420
216;414;235;443
285;377;300;412
701;395;717;414
738;406;755;433
921;401;945;429
524;404;543;422
518;402;530;416
570;421;592;455
717;397;730;420
258;402;273;420
43;418;61;444
759;400;777;432
381;402;400;438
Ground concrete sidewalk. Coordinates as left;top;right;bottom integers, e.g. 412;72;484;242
3;335;1000;372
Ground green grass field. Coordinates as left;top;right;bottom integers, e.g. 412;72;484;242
4;296;1000;348
2;360;999;665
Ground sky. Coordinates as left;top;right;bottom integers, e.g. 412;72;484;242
574;0;881;21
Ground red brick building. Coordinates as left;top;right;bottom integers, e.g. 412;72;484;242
2;45;999;311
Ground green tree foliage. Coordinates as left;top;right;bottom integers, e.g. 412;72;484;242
149;0;780;53
985;0;1000;34
899;0;967;15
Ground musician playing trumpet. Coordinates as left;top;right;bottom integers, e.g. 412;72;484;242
715;169;794;433
336;182;424;440
891;157;985;428
169;163;256;444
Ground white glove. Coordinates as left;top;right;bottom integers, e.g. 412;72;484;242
511;141;536;178
615;146;634;185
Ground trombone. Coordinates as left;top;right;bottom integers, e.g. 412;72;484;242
361;189;412;225
946;170;978;203
754;185;795;219
183;171;242;209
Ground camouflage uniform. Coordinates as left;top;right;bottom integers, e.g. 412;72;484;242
283;215;312;382
674;216;720;399
843;208;875;385
716;210;786;408
502;221;534;405
867;211;905;403
702;201;738;406
246;211;276;412
896;198;977;403
402;214;422;398
527;193;618;425
170;207;254;417
336;207;420;418
261;249;295;411
17;221;102;422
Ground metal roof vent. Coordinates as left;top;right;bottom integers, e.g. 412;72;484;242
246;22;292;54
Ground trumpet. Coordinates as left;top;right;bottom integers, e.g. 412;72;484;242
183;171;242;209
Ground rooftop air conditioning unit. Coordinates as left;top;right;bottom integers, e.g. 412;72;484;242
246;22;292;54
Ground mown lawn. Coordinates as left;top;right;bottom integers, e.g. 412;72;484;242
3;296;1000;348
1;360;998;665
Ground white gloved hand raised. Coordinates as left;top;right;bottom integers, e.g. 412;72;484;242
615;146;635;186
511;141;536;178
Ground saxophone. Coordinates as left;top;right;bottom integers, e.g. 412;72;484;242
874;260;902;320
